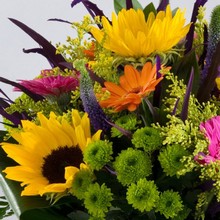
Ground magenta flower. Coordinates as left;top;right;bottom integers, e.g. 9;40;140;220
195;116;220;164
16;75;79;97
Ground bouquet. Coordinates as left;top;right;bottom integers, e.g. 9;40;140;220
0;0;220;219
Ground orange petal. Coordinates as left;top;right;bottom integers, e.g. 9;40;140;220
104;82;126;96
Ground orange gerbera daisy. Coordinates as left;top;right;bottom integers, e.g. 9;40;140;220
99;62;163;112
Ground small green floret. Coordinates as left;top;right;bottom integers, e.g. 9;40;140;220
126;178;160;212
111;114;139;137
84;140;113;170
158;144;190;177
84;183;113;218
71;169;94;200
132;126;162;152
156;190;183;219
113;148;152;186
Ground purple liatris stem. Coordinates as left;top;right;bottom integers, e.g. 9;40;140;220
157;0;169;12
180;68;194;121
185;0;208;54
126;0;133;9
201;5;220;81
153;56;162;107
75;60;111;133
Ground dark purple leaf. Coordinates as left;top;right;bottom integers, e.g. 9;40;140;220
0;89;13;104
0;98;10;109
0;77;44;102
197;41;220;103
180;68;194;121
9;18;67;71
58;62;74;70
23;48;72;70
71;0;107;29
106;120;132;139
23;48;57;69
126;0;133;9
71;0;105;18
48;18;72;25
0;107;22;126
157;0;169;12
71;0;84;7
0;97;29;126
172;98;180;116
153;56;162;107
185;0;208;54
105;165;117;175
86;65;105;87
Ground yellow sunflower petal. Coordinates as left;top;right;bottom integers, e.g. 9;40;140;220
1;109;98;198
91;5;190;58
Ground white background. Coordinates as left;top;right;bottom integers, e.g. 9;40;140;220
0;1;218;219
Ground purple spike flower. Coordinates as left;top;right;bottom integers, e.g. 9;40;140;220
76;61;111;133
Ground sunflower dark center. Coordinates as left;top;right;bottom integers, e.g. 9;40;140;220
42;146;83;184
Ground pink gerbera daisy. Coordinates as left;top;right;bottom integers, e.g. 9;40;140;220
195;116;220;164
16;74;79;97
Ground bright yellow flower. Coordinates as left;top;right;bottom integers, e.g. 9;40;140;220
91;5;191;58
1;110;102;196
216;77;220;90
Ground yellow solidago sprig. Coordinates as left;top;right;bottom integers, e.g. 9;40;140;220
56;15;96;62
91;5;191;60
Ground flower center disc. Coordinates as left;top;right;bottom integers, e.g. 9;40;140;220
42;146;83;183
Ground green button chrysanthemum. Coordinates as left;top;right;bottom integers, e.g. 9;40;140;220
84;183;113;218
126;178;160;212
113;148;152;186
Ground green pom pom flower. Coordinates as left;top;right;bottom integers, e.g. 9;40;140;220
84;140;113;170
158;144;190;177
71;169;94;200
111;114;139;137
84;183;113;218
113;148;152;186
156;190;183;219
126;178;160;212
132;127;162;152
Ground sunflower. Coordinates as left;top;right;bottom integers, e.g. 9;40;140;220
91;5;191;58
99;62;163;112
1;110;102;196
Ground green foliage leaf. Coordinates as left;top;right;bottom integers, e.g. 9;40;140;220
0;196;13;219
171;50;200;95
143;2;156;20
114;0;143;14
68;210;89;220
